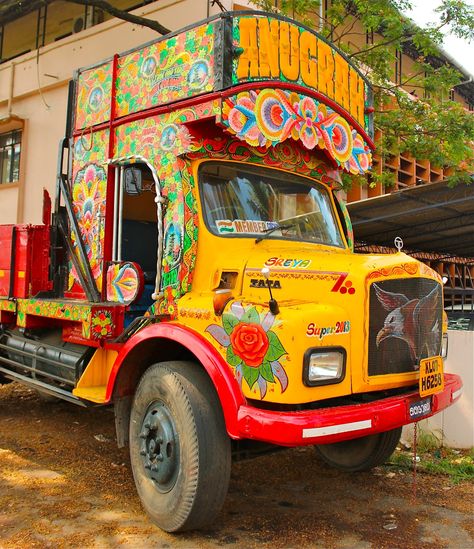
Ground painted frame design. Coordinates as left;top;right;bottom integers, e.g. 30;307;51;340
69;130;110;295
188;132;341;186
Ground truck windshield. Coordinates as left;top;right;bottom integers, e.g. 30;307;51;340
199;162;344;248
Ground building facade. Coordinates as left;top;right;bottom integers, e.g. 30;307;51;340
0;0;253;224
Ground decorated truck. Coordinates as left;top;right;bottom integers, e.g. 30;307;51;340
0;11;462;532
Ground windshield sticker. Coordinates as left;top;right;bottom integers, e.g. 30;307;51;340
265;257;312;269
306;321;351;339
216;219;278;234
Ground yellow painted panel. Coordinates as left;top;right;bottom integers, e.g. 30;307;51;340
73;385;107;404
75;348;118;390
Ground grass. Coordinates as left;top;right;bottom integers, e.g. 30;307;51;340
388;432;474;484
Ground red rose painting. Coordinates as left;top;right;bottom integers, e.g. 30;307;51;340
206;302;288;399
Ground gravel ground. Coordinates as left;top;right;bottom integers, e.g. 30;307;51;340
0;382;473;549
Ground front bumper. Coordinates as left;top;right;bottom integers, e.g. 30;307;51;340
236;373;463;446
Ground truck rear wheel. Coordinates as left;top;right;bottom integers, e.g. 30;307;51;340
129;361;231;532
315;427;402;472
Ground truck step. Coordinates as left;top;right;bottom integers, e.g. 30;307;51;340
0;366;88;406
72;385;107;404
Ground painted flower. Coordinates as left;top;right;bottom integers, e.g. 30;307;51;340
224;93;262;146
205;302;288;399
345;132;371;174
296;97;323;150
91;310;113;338
230;322;269;367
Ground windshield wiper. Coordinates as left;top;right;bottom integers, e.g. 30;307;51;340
255;223;297;244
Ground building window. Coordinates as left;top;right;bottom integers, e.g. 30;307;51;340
0;1;155;64
0;130;22;184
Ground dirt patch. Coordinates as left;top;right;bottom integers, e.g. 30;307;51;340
0;382;473;548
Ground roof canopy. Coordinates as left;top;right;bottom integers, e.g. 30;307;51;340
347;180;474;258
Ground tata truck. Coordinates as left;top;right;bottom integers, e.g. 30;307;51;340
0;11;461;532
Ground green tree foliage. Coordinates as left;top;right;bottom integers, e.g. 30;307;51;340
255;0;474;187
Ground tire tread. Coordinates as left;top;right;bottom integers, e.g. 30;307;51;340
130;361;231;532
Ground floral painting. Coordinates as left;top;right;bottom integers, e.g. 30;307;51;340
115;22;215;117
106;262;141;304
206;302;288;399
221;89;372;175
91;310;114;339
75;62;112;130
70;163;107;291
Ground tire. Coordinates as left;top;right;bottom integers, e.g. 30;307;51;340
315;427;402;472
129;361;231;532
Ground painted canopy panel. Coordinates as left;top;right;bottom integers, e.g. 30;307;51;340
73;12;373;142
115;22;216;118
221;89;372;175
75;62;113;130
232;15;371;135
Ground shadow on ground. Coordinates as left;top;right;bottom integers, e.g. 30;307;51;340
0;383;472;548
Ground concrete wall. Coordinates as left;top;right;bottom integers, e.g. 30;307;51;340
0;0;241;224
403;330;474;449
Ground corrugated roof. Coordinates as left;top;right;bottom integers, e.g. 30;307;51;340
347;180;474;258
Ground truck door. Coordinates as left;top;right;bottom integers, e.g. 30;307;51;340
111;161;162;317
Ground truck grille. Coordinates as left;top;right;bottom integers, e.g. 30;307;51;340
368;278;442;376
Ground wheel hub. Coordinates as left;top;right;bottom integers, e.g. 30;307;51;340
139;401;179;492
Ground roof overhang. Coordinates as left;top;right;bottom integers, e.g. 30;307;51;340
347;180;474;258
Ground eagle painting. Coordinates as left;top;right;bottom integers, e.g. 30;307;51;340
373;283;441;368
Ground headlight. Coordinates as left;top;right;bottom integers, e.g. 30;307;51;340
303;348;346;386
441;333;448;358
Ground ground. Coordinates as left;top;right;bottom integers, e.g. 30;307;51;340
0;382;472;549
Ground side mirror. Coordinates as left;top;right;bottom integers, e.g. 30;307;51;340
124;167;142;196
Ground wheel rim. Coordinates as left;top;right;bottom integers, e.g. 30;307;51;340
139;400;180;493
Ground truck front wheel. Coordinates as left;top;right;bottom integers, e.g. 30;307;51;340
129;361;231;532
314;427;402;472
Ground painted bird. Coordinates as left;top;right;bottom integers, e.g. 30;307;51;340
373;283;440;365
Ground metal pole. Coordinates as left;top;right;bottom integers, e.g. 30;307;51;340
117;166;124;261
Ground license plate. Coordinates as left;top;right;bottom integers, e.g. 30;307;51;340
419;356;444;397
408;397;432;420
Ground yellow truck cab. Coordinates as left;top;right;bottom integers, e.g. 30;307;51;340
0;11;462;532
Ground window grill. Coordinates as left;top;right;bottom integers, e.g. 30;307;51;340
0;129;22;184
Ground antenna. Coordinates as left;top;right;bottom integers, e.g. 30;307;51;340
261;267;279;315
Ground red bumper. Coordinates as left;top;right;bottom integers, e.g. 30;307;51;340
235;373;463;446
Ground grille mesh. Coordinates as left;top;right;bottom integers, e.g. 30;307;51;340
368;278;442;376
